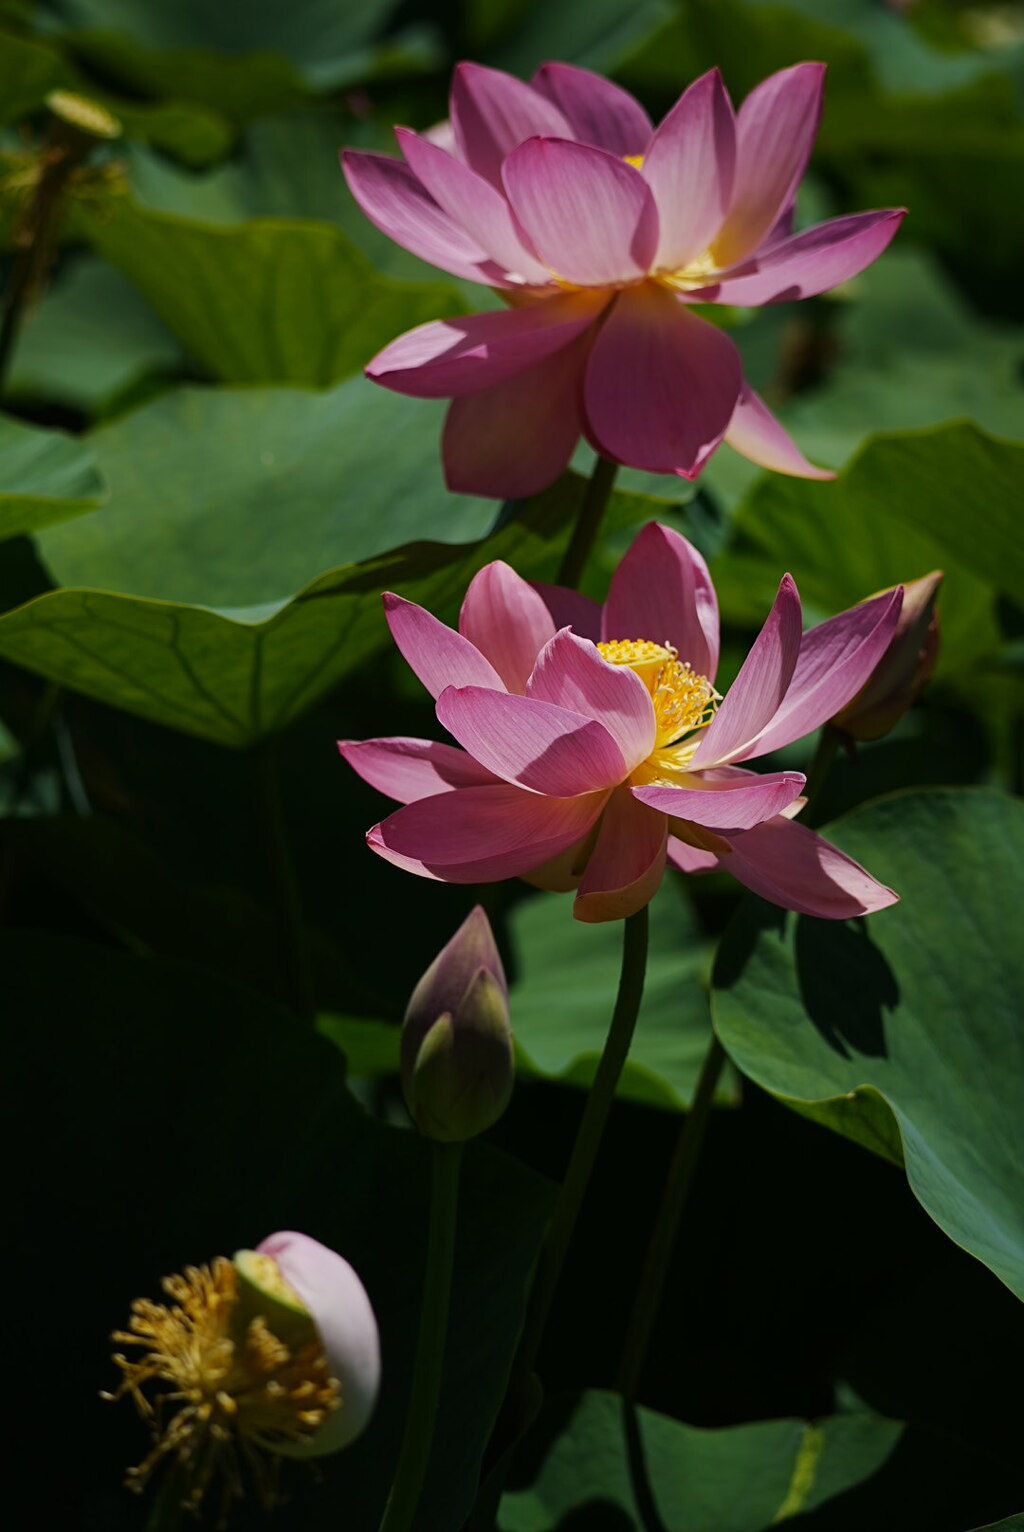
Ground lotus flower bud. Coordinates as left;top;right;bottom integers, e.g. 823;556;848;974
106;1231;380;1511
402;906;514;1142
832;571;943;741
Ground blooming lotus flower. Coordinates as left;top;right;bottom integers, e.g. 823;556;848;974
339;524;901;921
106;1232;380;1509
342;61;904;498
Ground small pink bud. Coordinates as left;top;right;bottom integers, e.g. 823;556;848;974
402;906;514;1142
833;571;943;741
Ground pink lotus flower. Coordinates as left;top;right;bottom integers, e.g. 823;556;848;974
342;61;904;498
339;525;901;922
107;1231;380;1511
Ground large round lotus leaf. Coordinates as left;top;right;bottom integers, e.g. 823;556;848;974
35;380;493;611
713;789;1024;1300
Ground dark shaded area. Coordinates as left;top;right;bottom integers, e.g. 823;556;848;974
491;1076;1024;1531
795;915;898;1060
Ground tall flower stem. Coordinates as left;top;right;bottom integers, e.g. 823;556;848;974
556;454;619;589
615;720;846;1402
615;1032;726;1401
379;1141;463;1532
251;737;315;1020
508;905;649;1417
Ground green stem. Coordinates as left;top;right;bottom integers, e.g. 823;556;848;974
251;737;315;1020
512;904;649;1401
615;1034;726;1402
802;725;840;821
556;455;619;590
379;1141;463;1532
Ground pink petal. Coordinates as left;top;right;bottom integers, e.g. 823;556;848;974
341;149;508;287
531;61;653;157
834;572;942;740
712;62;825;269
436;684;628;795
256;1232;380;1454
450;61;572;189
383;592;505;699
583;286;742;477
690;574;802;768
632;769;805;830
574;787;668;922
502;138;659;286
338;736;501;803
705;210;906;306
366;291;604;399
442;331;589;498
423;117;457;154
601;521;720;681
459;560;557;692
531;581;602;641
666;836;720;875
526;628;656;769
713;814;899;918
369;782;609;881
644;68;736;272
749;588;904;758
764;199;797;247
395;127;551;282
724;384;835;479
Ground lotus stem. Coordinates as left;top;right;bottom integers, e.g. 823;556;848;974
498;904;649;1446
615;1032;727;1402
378;1141;463;1532
556;454;619;589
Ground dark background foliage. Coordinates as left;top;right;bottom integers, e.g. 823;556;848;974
2;1;1022;1529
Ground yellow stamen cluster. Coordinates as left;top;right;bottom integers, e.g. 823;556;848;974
597;638;719;749
104;1257;339;1514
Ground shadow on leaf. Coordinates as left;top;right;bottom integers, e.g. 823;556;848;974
794;915;899;1060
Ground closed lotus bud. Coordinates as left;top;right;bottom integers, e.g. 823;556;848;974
832;571;943;741
105;1231;380;1513
402;906;514;1142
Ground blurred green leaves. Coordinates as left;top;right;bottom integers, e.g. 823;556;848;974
500;1390;902;1530
32;0;435;123
713;789;1024;1300
0;412;105;541
74;195;464;386
712;422;1023;683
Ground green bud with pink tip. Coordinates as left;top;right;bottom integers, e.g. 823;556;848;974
402;906;514;1142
